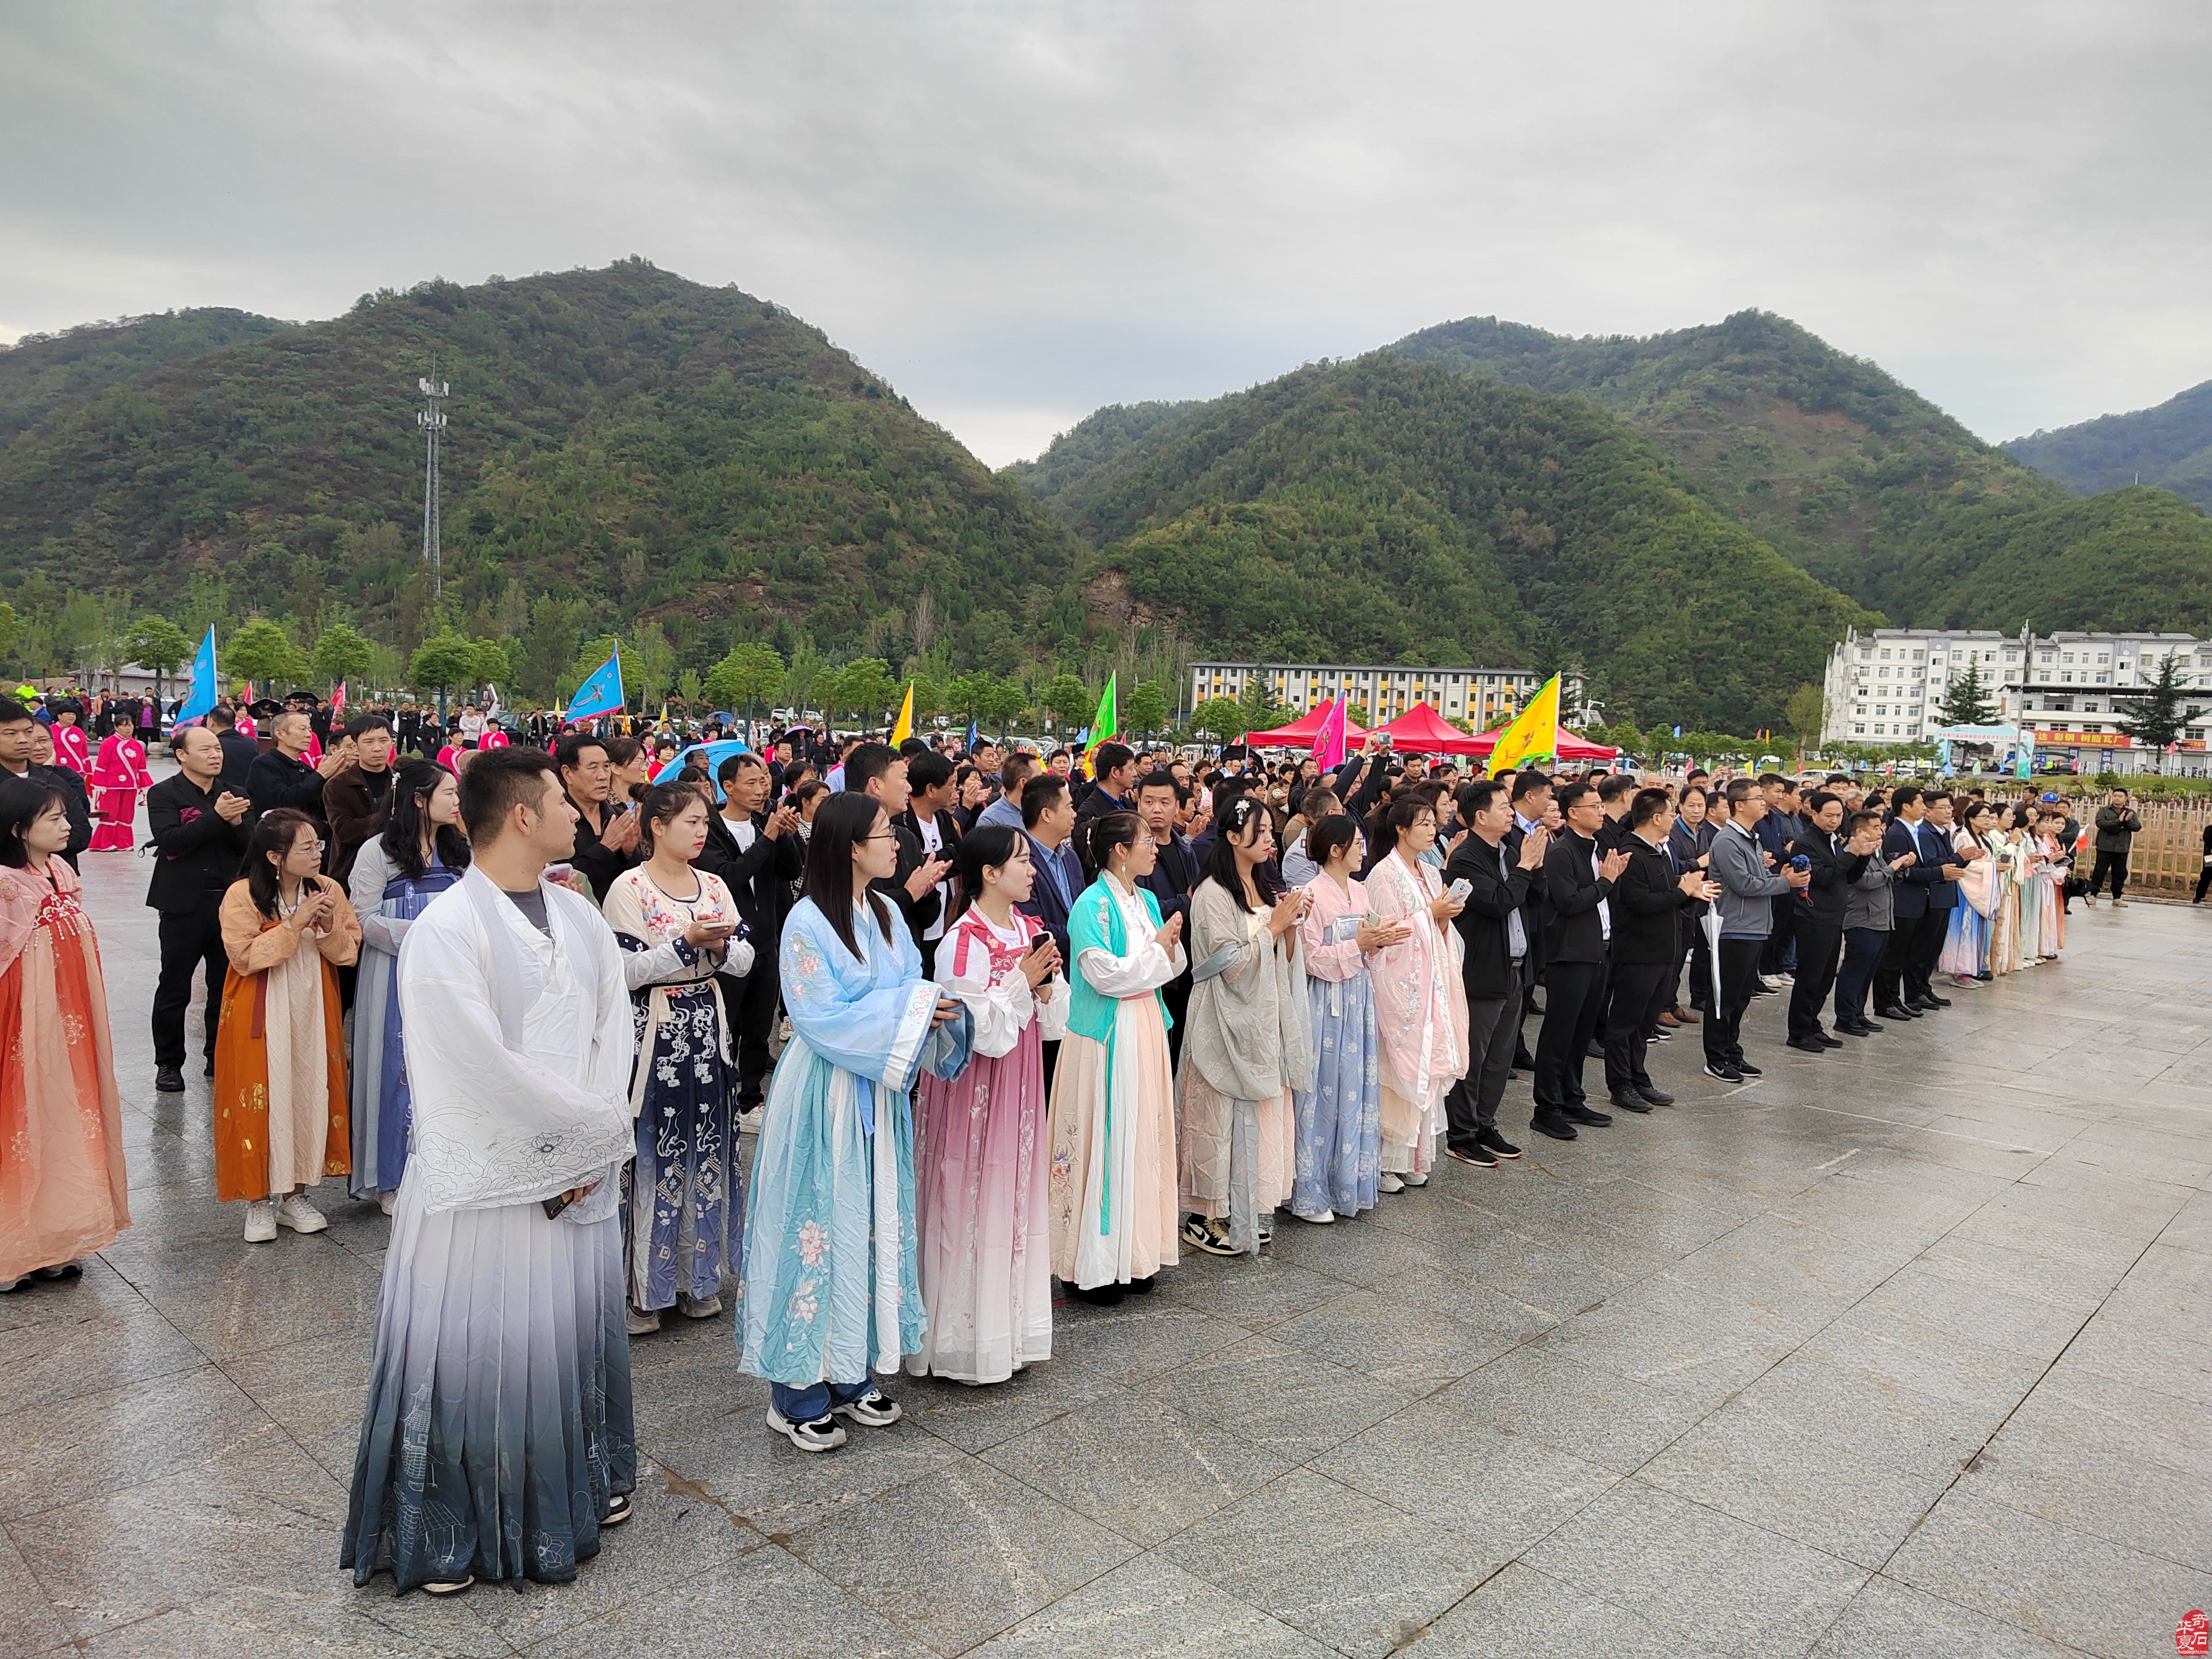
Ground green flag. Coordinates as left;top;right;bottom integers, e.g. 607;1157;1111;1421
1082;673;1118;775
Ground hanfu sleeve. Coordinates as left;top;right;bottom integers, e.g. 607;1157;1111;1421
313;883;361;967
1033;970;1071;1041
603;871;695;990
701;873;756;979
221;883;301;976
938;921;1035;1060
1298;883;1363;982
1189;882;1270;991
348;843;408;957
781;903;938;1093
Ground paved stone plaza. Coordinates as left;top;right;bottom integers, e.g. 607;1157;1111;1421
4;846;2209;1658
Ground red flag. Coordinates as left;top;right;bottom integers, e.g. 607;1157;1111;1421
331;682;346;716
1311;697;1347;771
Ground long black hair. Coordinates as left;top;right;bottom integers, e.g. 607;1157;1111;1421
379;760;470;882
0;774;67;868
1084;810;1144;879
1203;793;1281;913
949;823;1023;928
803;792;894;962
243;807;325;920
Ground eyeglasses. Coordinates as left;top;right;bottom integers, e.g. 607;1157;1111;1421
862;830;898;844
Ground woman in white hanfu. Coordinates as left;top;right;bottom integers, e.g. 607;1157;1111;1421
1361;794;1469;1191
343;748;640;1597
1047;810;1186;1305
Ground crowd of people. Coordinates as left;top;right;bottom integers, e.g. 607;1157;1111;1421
0;682;2158;1600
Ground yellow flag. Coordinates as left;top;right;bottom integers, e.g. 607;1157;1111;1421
1487;674;1561;777
889;681;914;745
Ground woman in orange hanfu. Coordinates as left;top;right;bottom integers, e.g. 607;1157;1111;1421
0;775;130;1293
213;806;360;1243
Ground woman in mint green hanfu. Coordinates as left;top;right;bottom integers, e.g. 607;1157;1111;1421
739;794;968;1454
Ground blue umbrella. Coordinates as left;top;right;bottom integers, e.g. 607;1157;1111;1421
662;738;754;801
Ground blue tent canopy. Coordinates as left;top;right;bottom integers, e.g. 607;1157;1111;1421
662;738;754;801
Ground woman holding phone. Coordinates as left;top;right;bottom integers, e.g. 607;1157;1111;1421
907;825;1068;1384
603;783;755;1334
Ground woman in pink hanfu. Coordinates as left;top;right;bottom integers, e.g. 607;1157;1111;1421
86;729;154;851
1360;794;1469;1191
48;707;92;776
907;824;1068;1385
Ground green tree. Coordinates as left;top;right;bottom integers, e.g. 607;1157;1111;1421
470;637;513;696
1124;679;1170;736
121;613;192;704
946;670;997;723
627;620;675;708
1937;661;1997;726
2116;653;2190;751
1784;683;1827;758
1190;697;1249;742
310;620;377;694
704;641;786;736
410;627;481;715
226;616;308;691
839;657;895;730
1237;670;1286;730
1043;672;1092;735
521;597;588;704
978;675;1028;739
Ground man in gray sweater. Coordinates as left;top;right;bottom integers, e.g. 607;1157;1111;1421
1701;779;1810;1083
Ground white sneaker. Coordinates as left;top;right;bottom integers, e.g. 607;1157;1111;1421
626;1304;662;1336
1379;1172;1406;1193
738;1105;765;1134
377;1190;397;1216
275;1193;327;1234
1759;975;1784;991
1401;1171;1431;1188
2112;897;2128;908
676;1292;722;1319
1291;1207;1336;1224
243;1199;276;1243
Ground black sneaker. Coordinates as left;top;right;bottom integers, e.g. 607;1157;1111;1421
833;1388;903;1428
1563;1103;1613;1127
1875;1003;1919;1022
1445;1142;1499;1168
1816;1033;1844;1049
1181;1215;1240;1257
1124;1274;1157;1294
1735;1061;1763;1077
1070;1281;1124;1305
1607;1088;1654;1114
1530;1111;1578;1141
154;1065;185;1094
1787;1037;1828;1054
1477;1126;1523;1159
1635;1083;1675;1107
1703;1062;1744;1083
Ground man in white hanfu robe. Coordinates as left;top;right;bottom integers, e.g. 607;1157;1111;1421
343;748;641;1596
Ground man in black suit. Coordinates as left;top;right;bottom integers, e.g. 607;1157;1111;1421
1907;793;1972;1008
0;699;91;868
1784;790;1851;1052
145;725;252;1092
697;752;805;1119
1133;770;1200;1066
1873;785;1933;1020
205;701;261;795
845;742;952;947
247;709;345;836
1443;780;1547;1166
1603;788;1714;1113
1532;781;1628;1141
1504;768;1554;1066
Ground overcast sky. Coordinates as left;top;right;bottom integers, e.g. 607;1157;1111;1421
5;1;2208;465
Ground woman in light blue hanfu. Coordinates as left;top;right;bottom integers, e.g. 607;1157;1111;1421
739;793;968;1454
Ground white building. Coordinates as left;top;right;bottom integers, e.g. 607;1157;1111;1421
1188;660;1575;730
1822;626;2212;768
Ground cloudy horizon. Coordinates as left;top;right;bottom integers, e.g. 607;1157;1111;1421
5;2;2208;466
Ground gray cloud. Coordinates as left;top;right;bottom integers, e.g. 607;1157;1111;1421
4;1;2208;463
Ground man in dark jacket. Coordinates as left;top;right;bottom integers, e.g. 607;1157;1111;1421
556;731;643;900
1755;775;1806;982
247;709;345;836
0;699;91;868
321;714;397;884
1907;793;1972;1011
1784;790;1852;1052
1603;788;1713;1112
1443;780;1547;1165
846;742;952;947
896;750;964;978
698;752;805;1116
1874;785;1935;1020
1504;768;1554;1064
206;702;261;795
1134;771;1199;1066
1015;771;1084;1090
1072;742;1138;875
145;725;252;1091
2088;788;2141;906
1532;782;1628;1139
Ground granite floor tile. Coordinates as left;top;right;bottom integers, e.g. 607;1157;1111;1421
1265;1287;1522;1392
0;1296;206;1414
785;1459;1138;1656
1959;1415;2212;1573
0;1526;72;1659
1154;1254;1353;1331
1430;1338;1719;1473
1524;1477;1870;1659
960;1551;1335;1659
1407;1561;1722;1659
1809;1575;2083;1659
890;1359;1124;1455
1045;1302;1251;1389
1154;1467;1495;1658
1134;1333;1418;1460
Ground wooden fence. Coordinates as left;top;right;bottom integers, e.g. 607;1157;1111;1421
2047;797;2210;896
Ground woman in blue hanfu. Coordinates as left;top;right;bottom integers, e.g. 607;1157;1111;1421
739;792;970;1453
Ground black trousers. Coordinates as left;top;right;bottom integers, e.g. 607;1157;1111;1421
1533;960;1607;1113
1603;960;1673;1091
1762;894;1797;974
1685;913;1713;1009
1835;927;1886;1027
152;902;227;1068
2196;862;2212;903
724;963;781;1104
1702;938;1767;1070
2088;849;2129;900
1445;980;1522;1149
1907;908;1950;997
1786;922;1843;1040
1160;972;1192;1069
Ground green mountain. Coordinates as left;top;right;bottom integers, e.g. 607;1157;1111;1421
1384;310;2066;616
0;261;1084;683
0;307;294;451
1018;353;1875;733
2005;380;2212;513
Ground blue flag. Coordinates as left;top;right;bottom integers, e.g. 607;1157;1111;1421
567;648;624;725
964;718;978;752
172;627;218;730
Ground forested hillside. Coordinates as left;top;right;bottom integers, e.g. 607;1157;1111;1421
1386;310;2063;615
1035;354;1876;733
0;308;293;450
0;262;1086;688
2006;380;2212;513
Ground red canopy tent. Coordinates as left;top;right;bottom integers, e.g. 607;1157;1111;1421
1460;725;1620;763
1244;699;1370;748
1372;702;1490;755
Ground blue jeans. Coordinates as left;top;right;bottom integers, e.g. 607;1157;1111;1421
771;1379;872;1422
